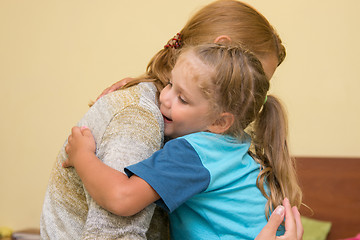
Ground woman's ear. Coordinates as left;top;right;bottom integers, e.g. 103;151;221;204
214;35;232;44
208;112;234;134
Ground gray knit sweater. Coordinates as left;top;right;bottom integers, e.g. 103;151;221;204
40;82;169;239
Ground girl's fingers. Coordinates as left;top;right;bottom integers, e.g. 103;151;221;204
71;126;81;136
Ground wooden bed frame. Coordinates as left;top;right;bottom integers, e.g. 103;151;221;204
295;157;360;240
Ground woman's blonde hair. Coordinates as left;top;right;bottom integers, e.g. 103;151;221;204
124;0;286;93
182;43;301;218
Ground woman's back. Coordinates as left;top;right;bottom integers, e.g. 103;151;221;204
40;82;167;239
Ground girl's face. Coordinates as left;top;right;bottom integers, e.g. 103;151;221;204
159;52;215;139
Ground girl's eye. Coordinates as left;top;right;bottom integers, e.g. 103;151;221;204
178;96;188;104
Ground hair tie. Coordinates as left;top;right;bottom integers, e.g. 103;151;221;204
264;95;268;104
164;33;182;49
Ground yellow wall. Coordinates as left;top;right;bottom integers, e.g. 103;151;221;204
1;0;359;231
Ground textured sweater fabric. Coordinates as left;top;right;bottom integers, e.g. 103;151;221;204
40;82;168;240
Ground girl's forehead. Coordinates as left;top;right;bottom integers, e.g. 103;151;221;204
174;52;215;99
175;51;211;79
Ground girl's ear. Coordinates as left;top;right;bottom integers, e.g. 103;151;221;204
208;112;234;134
214;35;232;44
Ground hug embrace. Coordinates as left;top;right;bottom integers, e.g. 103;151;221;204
41;1;303;239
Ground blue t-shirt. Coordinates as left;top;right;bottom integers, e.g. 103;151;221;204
125;132;284;239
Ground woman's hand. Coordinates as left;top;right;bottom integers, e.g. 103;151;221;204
255;198;303;240
63;126;96;168
96;78;133;101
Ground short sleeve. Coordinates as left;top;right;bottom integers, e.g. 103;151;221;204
125;138;210;213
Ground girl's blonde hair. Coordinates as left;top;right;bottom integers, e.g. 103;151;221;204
124;0;286;92
183;43;301;218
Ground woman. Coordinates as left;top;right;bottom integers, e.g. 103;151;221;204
41;1;303;239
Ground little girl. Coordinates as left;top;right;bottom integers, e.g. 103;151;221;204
64;43;301;239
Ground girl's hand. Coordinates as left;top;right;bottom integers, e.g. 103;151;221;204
255;198;303;240
63;126;96;168
96;78;133;101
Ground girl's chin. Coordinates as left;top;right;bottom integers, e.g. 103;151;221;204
164;129;177;139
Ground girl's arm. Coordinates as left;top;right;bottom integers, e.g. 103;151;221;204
63;126;160;216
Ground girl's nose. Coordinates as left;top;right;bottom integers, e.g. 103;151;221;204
159;85;171;108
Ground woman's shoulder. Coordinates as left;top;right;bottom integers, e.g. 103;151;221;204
96;82;159;110
82;82;161;128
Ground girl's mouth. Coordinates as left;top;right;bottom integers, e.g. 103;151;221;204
163;114;172;123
